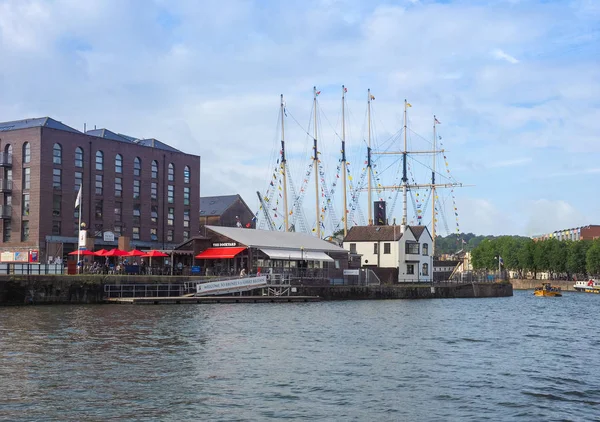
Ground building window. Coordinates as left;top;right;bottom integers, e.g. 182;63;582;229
183;230;189;240
73;221;79;236
23;167;30;190
115;154;123;174
151;160;158;179
183;187;190;205
52;194;61;217
373;243;378;254
167;207;174;226
133;203;141;217
407;264;415;275
132;226;140;240
22;193;30;216
422;263;429;276
168;185;174;203
114;225;122;237
114;203;122;222
75;147;84;168
406;242;419;255
53;143;62;165
95;174;103;195
151;182;157;200
167;229;173;242
183;209;190;228
94;224;103;238
74;206;79;219
75;172;83;192
184;166;190;184
95;200;103;220
95;151;104;171
150;228;158;241
23;142;30;164
422;243;429;256
384;243;391;254
53;168;61;190
115;177;122;197
133;180;140;199
3;221;11;242
151;205;158;223
168;163;174;181
21;221;29;241
52;221;61;236
134;157;141;177
350;243;357;254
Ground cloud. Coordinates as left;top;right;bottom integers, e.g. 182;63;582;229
491;48;519;64
0;0;598;236
523;199;590;236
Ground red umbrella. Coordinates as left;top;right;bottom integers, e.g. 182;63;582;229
128;249;146;256
103;248;129;257
94;249;109;256
143;250;169;257
68;250;95;256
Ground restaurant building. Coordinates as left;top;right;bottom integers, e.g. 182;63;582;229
177;225;349;283
0;117;200;262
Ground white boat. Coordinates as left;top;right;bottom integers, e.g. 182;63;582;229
574;279;600;294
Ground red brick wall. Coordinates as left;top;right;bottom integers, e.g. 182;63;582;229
581;226;600;241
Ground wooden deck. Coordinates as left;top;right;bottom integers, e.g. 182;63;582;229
106;295;321;305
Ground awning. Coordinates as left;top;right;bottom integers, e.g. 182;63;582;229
195;247;246;259
259;248;334;262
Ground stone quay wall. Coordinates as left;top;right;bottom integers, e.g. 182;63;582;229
510;279;577;291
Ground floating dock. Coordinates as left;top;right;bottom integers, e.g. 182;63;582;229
106;295;321;305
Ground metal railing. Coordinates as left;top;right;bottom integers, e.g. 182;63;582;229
104;283;190;298
0;263;64;275
0;179;12;192
0;152;12;166
0;205;11;219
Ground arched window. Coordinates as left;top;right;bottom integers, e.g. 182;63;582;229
422;243;429;256
53;143;62;165
134;157;141;177
115;154;123;173
23;142;30;164
168;163;174;182
95;151;103;171
422;263;429;276
151;160;158;179
184;165;190;184
4;144;12;165
75;147;84;168
4;144;11;155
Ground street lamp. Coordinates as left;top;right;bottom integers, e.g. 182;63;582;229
300;246;304;284
495;255;502;281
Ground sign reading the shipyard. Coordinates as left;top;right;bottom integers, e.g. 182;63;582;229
197;276;267;296
212;242;237;247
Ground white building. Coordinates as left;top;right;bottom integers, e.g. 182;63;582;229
342;225;433;283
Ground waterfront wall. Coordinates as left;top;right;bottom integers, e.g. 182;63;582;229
297;282;513;300
510;279;576;291
0;275;513;305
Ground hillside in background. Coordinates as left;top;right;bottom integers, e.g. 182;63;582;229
435;233;531;256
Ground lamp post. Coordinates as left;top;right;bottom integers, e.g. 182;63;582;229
496;255;502;281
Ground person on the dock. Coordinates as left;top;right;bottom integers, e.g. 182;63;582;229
240;267;246;278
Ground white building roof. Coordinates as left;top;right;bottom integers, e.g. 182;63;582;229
205;226;346;253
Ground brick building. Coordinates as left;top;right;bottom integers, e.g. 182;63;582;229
531;225;600;242
0;117;200;261
199;194;255;233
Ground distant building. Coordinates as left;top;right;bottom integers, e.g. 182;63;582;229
531;225;600;242
199;194;255;232
342;225;433;283
0;116;200;261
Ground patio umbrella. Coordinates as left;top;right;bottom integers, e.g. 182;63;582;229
142;250;169;267
128;249;146;257
94;249;108;256
103;248;129;257
68;250;95;256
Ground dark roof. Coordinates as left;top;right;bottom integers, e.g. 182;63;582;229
0;117;81;133
409;226;427;240
86;129;133;143
137;138;181;153
344;225;404;242
200;195;243;217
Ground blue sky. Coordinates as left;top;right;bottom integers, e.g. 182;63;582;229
0;0;598;236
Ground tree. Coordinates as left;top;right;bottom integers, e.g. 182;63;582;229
586;239;600;276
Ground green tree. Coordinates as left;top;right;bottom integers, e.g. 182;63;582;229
586;239;600;276
518;239;536;278
567;240;590;277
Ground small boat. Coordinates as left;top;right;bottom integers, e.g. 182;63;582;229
574;279;600;294
534;283;562;297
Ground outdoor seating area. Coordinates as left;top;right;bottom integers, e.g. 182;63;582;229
68;248;170;275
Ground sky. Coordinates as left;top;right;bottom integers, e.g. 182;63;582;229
0;0;598;237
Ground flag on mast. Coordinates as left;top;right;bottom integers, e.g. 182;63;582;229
75;185;82;208
434;117;441;124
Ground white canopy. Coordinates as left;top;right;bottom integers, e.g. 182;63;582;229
259;248;334;262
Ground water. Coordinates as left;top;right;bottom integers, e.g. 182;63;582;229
1;290;599;421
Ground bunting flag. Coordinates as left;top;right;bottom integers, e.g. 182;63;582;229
406;102;412;107
344;87;348;93
434;117;441;124
370;94;375;100
316;91;321;96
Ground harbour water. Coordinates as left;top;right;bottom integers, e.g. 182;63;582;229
1;290;599;421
